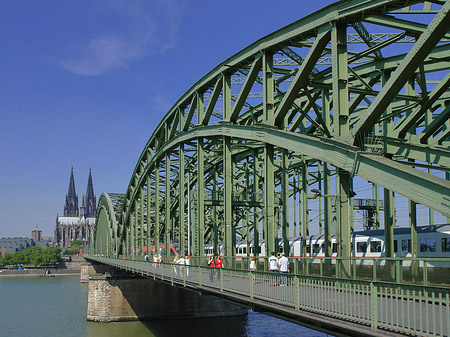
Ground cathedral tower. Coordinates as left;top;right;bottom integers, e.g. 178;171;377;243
64;167;79;217
81;168;97;218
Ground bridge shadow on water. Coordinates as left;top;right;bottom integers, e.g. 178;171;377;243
86;310;328;337
86;313;248;337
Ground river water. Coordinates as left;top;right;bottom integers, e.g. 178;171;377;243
0;276;329;337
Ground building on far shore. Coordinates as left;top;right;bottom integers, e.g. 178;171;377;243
31;225;42;242
54;167;96;249
0;235;52;257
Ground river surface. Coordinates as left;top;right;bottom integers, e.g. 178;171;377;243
0;276;329;337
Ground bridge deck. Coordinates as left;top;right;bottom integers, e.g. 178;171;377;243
87;257;450;337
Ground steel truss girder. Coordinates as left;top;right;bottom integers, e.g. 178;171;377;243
95;0;450;260
130;124;450;219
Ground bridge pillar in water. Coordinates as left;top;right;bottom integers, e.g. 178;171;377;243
85;264;246;322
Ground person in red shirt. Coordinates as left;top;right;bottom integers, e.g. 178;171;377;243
208;254;215;282
214;255;223;280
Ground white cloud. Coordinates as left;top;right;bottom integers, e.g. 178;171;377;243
60;0;183;76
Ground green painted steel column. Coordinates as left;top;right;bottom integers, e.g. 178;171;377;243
281;149;289;254
428;168;435;226
146;176;151;253
212;169;219;255
155;163;160;254
409;198;418;282
373;183;380;229
140;187;144;254
165;153;171;261
384;186;395;281
323;162;332;257
331;21;349;139
336;169;352;278
318;161;323;235
223;73;231;121
301;157;309;257
131;212;135;257
197;92;204;126
197;138;205;257
135;199;140;255
224;136;235;262
263;51;274;122
293;169;297;238
264;143;276;256
253;148;260;256
245;160;250;255
382;70;394;137
179;144;185;256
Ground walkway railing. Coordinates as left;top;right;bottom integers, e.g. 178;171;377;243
88;256;450;337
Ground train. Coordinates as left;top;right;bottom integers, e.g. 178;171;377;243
205;224;450;261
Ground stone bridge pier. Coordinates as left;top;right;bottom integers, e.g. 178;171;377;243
81;261;246;322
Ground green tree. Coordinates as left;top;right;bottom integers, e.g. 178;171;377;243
70;240;82;247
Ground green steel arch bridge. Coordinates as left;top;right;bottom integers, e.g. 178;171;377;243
88;1;450;335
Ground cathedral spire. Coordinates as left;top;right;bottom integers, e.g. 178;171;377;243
64;167;79;217
81;168;96;218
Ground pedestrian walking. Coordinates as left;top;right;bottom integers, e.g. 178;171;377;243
215;255;223;281
184;255;190;278
278;252;289;286
268;252;278;285
208;254;215;282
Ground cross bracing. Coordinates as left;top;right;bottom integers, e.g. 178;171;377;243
92;0;450;277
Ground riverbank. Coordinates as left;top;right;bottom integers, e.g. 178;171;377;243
0;268;80;277
0;255;84;277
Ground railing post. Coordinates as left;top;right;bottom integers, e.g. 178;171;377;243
395;259;402;283
423;261;428;286
250;271;254;300
295;276;300;311
220;269;224;292
352;258;356;280
372;259;377;282
371;282;378;332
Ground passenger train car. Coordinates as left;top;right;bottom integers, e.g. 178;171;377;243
229;224;450;261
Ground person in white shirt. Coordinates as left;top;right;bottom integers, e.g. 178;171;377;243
184;255;190;278
278;252;289;286
176;256;185;278
268;252;278;285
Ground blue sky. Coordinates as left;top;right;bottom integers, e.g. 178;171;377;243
0;0;335;238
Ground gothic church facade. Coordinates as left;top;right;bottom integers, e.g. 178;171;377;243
54;168;96;248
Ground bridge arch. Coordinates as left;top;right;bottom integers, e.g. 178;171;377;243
94;0;450;273
92;193;125;257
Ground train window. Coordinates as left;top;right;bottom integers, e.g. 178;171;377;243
250;247;254;254
243;247;247;254
332;243;337;254
442;238;450;252
420;238;436;252
305;244;310;254
370;241;382;253
401;240;411;253
394;240;398;253
312;244;320;254
357;242;367;253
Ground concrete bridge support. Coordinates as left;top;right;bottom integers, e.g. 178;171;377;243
83;262;246;322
